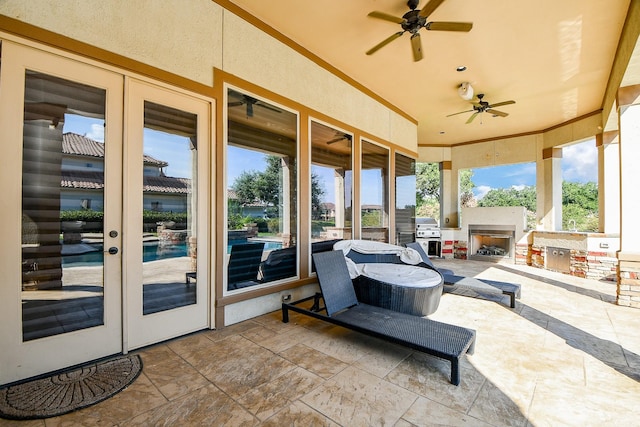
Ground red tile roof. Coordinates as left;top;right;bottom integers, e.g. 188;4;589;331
63;132;168;167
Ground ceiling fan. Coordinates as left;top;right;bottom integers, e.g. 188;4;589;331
326;132;352;145
228;94;281;118
366;0;473;62
447;94;516;124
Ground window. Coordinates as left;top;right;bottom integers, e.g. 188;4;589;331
310;121;353;262
226;88;298;291
361;140;389;242
395;154;416;245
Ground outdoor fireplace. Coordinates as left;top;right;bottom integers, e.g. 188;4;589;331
469;225;515;261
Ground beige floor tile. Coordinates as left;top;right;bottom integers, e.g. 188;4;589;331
528;379;640;426
201;337;297;399
125;384;257;426
279;344;348;379
140;350;210;400
385;353;484;413
261;401;340;426
467;380;530;427
301;366;417;426
237;367;323;421
402;396;494;427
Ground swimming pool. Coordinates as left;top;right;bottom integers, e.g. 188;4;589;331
62;239;283;267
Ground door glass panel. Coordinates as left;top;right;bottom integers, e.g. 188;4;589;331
142;101;198;314
310;121;352;264
361;140;389;242
226;88;298;291
22;71;106;341
395;154;416;245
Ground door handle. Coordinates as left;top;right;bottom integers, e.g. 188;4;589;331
107;247;119;255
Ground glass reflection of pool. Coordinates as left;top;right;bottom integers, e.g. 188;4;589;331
63;239;283;267
62;242;189;267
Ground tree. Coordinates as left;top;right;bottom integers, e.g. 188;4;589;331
415;163;476;217
478;186;537;211
230;155;324;215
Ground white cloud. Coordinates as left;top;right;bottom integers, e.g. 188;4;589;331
474;185;492;199
562;141;597;182
84;123;104;142
511;184;526;191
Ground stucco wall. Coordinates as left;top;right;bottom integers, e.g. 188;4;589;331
0;0;417;151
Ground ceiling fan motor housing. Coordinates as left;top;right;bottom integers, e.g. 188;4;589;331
401;10;426;33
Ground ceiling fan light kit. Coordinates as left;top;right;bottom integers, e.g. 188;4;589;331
366;0;473;62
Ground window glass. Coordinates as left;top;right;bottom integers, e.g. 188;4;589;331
21;71;106;340
310;121;352;257
226;88;298;290
395;154;416;245
361;140;389;242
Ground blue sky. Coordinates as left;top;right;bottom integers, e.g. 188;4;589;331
66;115;598;204
471;139;598;199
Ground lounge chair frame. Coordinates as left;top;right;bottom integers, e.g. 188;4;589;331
282;250;476;386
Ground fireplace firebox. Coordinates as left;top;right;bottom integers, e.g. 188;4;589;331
469;225;515;261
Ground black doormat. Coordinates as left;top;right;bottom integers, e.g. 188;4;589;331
0;354;142;420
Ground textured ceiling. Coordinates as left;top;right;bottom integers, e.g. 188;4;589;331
227;0;636;147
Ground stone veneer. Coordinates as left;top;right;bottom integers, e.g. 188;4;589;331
525;245;617;281
618;258;640;308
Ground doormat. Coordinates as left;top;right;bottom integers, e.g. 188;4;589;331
0;354;142;420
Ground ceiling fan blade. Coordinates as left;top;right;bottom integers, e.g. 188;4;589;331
411;33;423;62
466;112;479;124
366;31;405;55
426;22;473;32
488;100;516;108
256;103;282;113
446;109;475;117
487;109;509;117
419;0;447;18
368;11;405;24
327;137;345;145
228;101;244;107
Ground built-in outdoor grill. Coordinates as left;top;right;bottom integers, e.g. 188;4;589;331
469;224;515;261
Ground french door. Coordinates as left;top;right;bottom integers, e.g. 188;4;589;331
0;41;212;385
0;41;124;385
123;79;210;350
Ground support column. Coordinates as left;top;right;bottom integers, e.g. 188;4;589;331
333;169;345;228
536;147;562;230
439;161;458;228
597;131;620;234
617;84;640;308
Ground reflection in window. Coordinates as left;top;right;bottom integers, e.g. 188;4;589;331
361;141;389;242
142;101;198;315
21;71;106;341
395;154;416;245
310;122;352;257
226;88;298;291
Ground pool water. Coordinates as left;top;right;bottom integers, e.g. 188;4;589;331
63;239;283;267
62;242;188;267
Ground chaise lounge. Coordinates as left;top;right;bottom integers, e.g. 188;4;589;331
406;242;522;308
282;250;476;385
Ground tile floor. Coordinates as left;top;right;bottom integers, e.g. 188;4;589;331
2;259;639;426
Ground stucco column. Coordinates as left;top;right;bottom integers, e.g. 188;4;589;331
280;156;292;247
536;148;562;231
617;84;640;308
597;131;620;234
439;161;458;228
333;168;345;228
